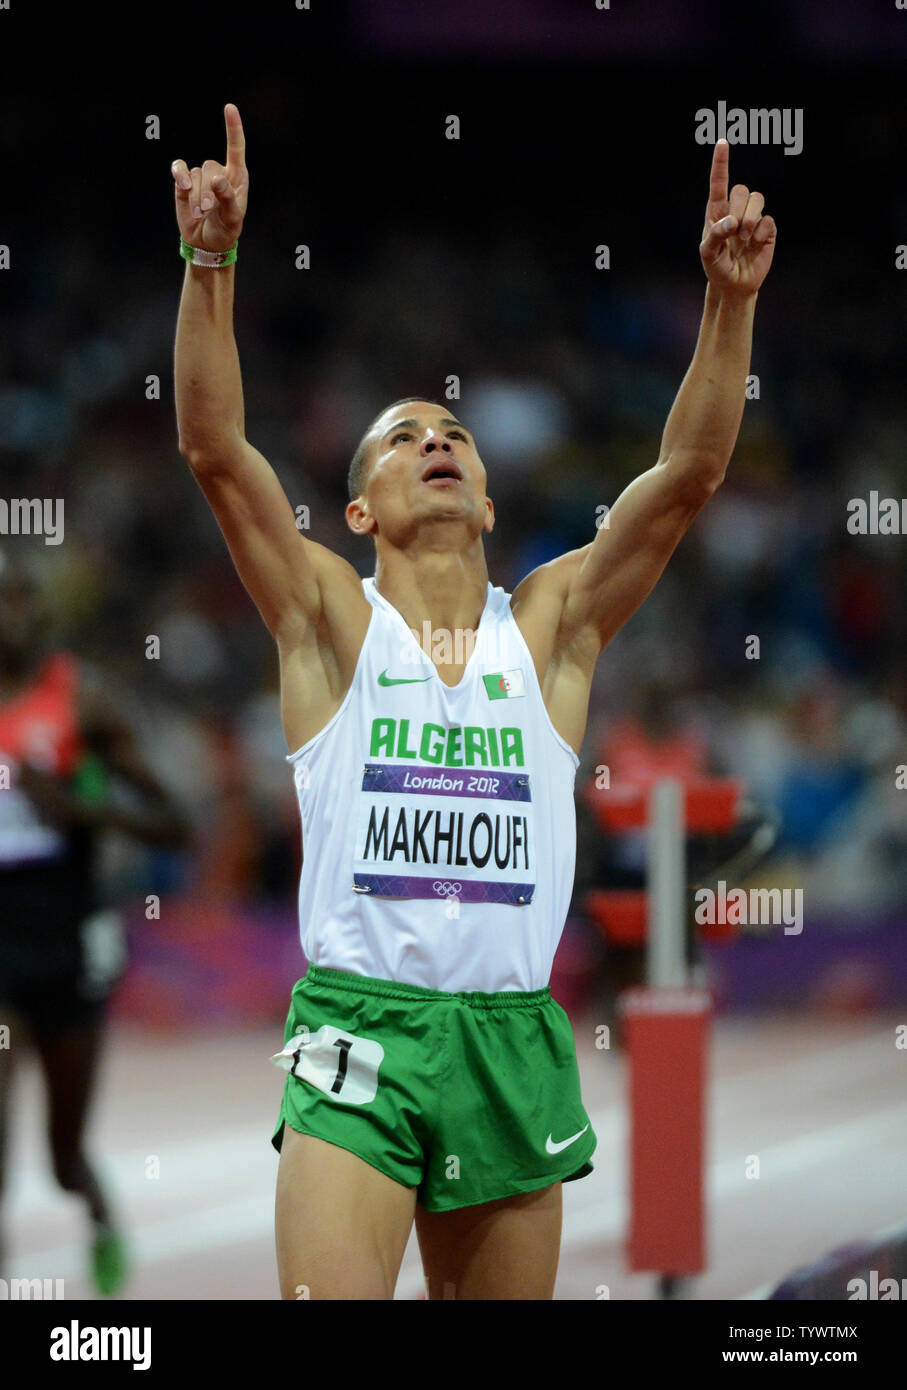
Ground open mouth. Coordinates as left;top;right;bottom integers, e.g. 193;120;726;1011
421;461;463;484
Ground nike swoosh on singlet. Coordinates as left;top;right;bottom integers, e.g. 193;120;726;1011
377;670;434;686
545;1124;589;1155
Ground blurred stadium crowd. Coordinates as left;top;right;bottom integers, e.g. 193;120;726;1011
2;188;906;982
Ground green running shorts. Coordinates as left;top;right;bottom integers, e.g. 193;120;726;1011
270;962;596;1212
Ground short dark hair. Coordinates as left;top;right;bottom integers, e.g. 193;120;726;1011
347;397;448;501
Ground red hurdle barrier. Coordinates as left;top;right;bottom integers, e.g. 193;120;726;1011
582;777;752;1289
584;776;744;835
621;987;710;1275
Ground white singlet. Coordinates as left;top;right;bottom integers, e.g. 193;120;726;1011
286;577;580;992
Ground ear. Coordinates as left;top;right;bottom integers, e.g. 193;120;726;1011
483;496;495;534
345;498;376;536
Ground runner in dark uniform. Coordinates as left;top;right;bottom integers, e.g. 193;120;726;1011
0;550;189;1294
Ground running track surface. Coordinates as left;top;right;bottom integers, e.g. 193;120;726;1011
4;1010;905;1299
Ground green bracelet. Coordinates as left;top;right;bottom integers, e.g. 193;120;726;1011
180;237;238;268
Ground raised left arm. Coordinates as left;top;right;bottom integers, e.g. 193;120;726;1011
555;138;777;657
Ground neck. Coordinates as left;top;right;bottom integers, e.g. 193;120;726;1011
374;537;489;641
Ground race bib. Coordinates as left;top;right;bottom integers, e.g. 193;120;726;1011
352;762;535;906
270;1024;383;1105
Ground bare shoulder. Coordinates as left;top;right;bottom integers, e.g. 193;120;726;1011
277;542;373;752
510;546;591;675
316;545;373;677
510;546;599;757
306;540;371;616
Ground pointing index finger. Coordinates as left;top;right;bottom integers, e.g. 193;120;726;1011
224;102;246;175
708;138;729;214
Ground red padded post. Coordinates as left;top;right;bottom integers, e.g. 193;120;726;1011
585;778;744;834
621;987;711;1274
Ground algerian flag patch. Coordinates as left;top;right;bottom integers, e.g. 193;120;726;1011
482;669;525;700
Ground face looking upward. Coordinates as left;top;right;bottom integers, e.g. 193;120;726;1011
346;401;495;547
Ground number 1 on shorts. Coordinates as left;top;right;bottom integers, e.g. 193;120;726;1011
331;1037;353;1093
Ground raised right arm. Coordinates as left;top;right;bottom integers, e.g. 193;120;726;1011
174;257;329;642
171;105;370;747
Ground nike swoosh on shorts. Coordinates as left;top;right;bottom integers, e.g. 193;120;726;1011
545;1124;589;1155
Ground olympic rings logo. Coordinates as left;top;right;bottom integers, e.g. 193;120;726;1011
432;881;462;897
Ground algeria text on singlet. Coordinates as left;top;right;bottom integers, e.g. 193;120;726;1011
286;580;579;992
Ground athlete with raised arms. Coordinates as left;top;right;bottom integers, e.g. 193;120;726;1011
171;104;775;1300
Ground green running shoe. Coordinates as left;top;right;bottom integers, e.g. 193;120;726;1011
90;1224;127;1296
